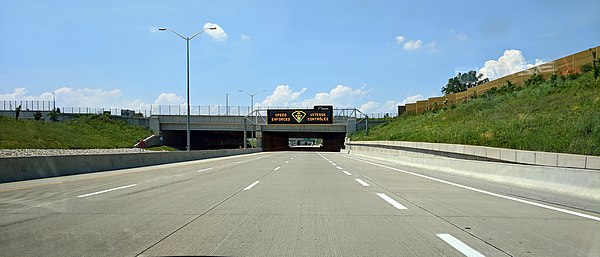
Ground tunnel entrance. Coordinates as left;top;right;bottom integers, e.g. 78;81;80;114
161;130;245;150
261;132;345;152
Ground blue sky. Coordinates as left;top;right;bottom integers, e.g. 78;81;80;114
1;0;599;115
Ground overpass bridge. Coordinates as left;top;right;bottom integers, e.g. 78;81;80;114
148;108;369;151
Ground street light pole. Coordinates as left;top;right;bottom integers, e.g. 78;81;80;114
159;26;216;151
239;89;266;148
226;93;229;115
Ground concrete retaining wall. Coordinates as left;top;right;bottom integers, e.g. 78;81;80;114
346;142;600;202
0;148;261;183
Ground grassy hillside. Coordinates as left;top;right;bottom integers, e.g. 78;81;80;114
352;72;600;156
0;114;153;149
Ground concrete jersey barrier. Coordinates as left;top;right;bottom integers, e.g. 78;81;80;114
0;148;261;183
347;141;600;170
345;141;600;202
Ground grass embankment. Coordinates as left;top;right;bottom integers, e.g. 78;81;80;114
352;72;600;156
144;145;178;151
0;114;153;149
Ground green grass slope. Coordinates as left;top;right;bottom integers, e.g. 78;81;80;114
0;114;153;149
352;72;600;156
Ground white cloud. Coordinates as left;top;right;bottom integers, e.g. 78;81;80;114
449;29;467;40
259;84;403;114
1;85;411;115
454;33;467;40
259;85;306;107
154;93;185;105
403;39;423;51
258;84;369;109
48;87;124;108
0;87;188;112
204;22;227;41
395;35;405;44
298;85;368;108
359;101;379;113
395;35;437;52
359;96;424;114
399;94;424;105
241;34;251;41
478;49;544;80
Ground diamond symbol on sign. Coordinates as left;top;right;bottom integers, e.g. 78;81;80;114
291;111;306;123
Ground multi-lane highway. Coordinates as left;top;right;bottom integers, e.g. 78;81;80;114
1;152;599;256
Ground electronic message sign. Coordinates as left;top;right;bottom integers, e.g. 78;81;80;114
267;106;333;124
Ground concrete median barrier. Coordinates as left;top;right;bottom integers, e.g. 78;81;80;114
0;148;261;183
346;141;600;202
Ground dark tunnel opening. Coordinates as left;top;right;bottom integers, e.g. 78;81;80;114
159;130;346;152
261;131;345;152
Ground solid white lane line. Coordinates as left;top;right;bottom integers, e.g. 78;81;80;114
243;181;260;191
342;170;352;176
355;179;370;187
336;166;343;170
77;184;137;198
344;155;600;222
376;193;407;210
437;234;485;257
197;167;213;172
274;167;281;171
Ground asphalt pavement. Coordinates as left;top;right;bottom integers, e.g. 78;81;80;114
1;151;598;257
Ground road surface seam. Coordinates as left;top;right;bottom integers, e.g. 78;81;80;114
135;158;283;257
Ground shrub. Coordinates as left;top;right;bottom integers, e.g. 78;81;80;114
33;111;43;121
581;63;594;73
525;72;545;86
47;109;59;121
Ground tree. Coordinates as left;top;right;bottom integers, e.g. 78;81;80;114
15;105;21;120
441;70;485;95
590;48;599;79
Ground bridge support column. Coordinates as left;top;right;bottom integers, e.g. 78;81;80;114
256;126;263;148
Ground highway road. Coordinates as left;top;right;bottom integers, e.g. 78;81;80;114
1;151;599;257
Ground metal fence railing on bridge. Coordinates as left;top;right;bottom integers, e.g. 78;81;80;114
1;100;56;112
149;105;252;116
1;101;399;120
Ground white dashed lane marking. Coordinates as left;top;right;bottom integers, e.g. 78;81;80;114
437;234;485;257
344;155;600;221
354;179;370;187
77;184;137;198
243;181;260;191
376;193;407;210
